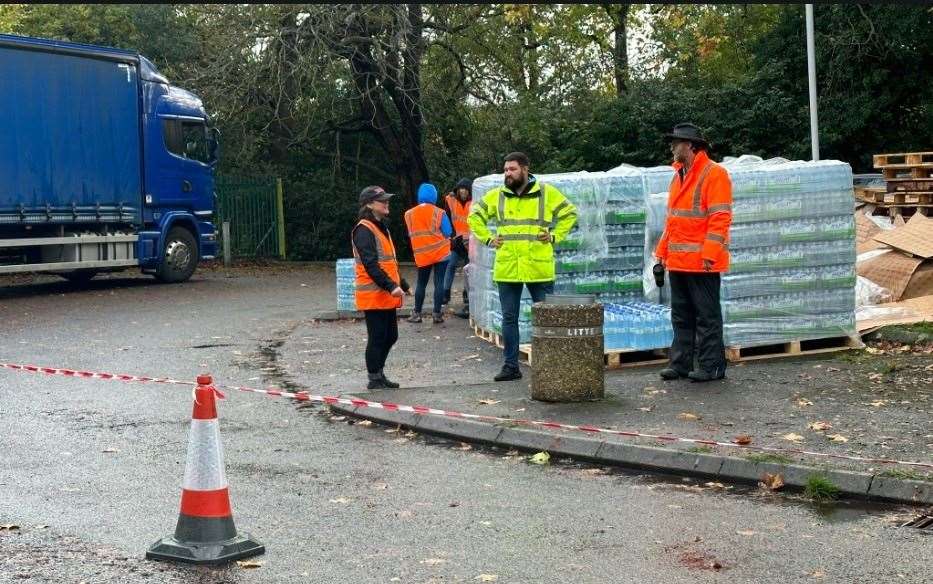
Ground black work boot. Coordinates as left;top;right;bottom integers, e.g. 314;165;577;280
494;365;522;382
659;367;687;380
687;366;726;383
378;370;400;389
367;373;390;390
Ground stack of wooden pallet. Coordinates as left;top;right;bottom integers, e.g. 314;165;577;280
855;152;933;218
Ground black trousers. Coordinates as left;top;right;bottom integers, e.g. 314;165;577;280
363;309;398;374
668;271;726;375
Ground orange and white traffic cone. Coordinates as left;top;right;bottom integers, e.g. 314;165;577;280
146;374;264;565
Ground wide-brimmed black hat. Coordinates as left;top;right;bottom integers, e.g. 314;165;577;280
664;123;709;148
358;185;396;205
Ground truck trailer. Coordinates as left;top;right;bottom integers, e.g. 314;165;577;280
0;33;217;283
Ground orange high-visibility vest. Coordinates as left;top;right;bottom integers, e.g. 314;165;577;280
445;194;472;237
351;219;402;310
404;204;450;267
655;150;733;272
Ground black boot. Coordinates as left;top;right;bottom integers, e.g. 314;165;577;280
687;367;726;383
379;370;400;389
367;373;390;390
494;365;522;382
659;367;687;380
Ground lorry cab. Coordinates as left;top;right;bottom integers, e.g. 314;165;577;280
0;33;217;283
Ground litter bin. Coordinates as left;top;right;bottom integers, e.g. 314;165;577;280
530;294;604;402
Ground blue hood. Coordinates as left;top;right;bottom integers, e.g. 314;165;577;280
417;183;438;205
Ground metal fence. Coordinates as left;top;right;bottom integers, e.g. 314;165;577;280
214;175;286;259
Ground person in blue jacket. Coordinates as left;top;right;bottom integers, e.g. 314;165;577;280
405;183;452;324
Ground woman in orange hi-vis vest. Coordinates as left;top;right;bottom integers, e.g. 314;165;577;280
442;177;473;319
404;183;452;324
351;186;411;390
654;123;733;383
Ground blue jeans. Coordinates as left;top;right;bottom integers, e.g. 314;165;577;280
414;260;449;314
498;281;553;368
443;246;469;305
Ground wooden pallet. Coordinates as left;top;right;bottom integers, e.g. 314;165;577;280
886;178;933;193
471;321;504;348
873;152;933;167
854;186;886;203
725;335;862;363
882;192;933;205
881;166;933;180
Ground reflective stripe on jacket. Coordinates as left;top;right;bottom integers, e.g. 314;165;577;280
404;204;451;267
655;151;733;273
445;195;472;237
352;219;402;310
467;179;577;283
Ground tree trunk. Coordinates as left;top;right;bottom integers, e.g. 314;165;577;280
605;4;630;96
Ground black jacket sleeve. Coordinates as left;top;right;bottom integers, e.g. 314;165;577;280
352;225;399;293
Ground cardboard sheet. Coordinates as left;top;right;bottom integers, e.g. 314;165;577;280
857;294;933;332
858;251;925;300
872;213;933;258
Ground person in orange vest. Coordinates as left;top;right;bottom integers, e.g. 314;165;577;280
442;177;473;319
404;182;452;324
351;186;411;390
655;123;733;383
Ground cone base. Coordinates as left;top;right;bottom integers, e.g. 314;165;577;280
146;533;264;566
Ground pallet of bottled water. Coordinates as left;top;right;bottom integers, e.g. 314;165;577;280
603;302;674;351
336;258;356;312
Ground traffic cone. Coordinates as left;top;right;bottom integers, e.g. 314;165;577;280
146;374;264;565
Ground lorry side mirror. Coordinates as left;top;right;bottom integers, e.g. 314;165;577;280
208;127;221;167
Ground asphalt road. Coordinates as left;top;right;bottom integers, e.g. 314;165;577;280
0;266;928;583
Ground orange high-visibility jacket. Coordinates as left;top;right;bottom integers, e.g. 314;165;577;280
404;204;451;267
445;194;472;237
655;150;733;272
352;219;403;310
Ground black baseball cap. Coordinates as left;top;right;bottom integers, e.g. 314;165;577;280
359;185;396;205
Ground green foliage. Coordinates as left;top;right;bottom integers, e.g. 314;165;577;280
3;3;931;260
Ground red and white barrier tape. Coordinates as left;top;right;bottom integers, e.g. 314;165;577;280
2;360;931;470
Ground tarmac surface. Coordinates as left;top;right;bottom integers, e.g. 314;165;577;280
0;262;929;583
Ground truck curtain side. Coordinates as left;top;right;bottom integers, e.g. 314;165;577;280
0;33;217;283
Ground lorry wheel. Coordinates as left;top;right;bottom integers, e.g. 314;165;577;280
61;270;97;284
156;227;198;283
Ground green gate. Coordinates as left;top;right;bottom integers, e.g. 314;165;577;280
214;175;286;259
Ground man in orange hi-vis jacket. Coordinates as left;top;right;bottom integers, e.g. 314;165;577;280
655;123;733;383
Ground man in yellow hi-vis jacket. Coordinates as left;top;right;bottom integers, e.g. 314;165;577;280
468;152;578;381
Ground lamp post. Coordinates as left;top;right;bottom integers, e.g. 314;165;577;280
806;4;820;161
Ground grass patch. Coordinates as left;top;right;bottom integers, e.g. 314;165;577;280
879;361;898;374
804;475;840;503
688;446;714;454
879;469;930;482
902;322;933;336
743;453;793;465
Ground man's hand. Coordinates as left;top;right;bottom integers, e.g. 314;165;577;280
390;286;404;298
489;235;504;248
703;259;712;272
536;229;552;243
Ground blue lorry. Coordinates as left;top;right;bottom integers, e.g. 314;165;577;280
0;33;217;283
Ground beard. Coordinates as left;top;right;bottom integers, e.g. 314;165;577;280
504;174;525;190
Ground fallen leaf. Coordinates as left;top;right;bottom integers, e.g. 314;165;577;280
782;433;804;443
736;529;757;536
638;407;653;412
101;448;120;454
827;434;849;443
454;442;473;451
704;482;731;490
372;482;389;490
476;575;498;582
329;497;351;504
867;373;883;381
808;421;832;432
796;398;814;407
733;434;753;445
421;558;447;566
677;412;701;421
0;524;20;530
357;420;374;427
330;415;346;422
809;570;826;578
868;400;886;407
865;347;883;355
478;399;501;406
826;367;840;372
458;354;481;361
528;451;551;465
236;560;263;569
759;473;785;491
